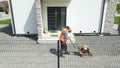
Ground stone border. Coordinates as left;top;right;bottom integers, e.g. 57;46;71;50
104;0;117;33
36;0;43;39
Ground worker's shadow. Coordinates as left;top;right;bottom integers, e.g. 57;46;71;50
50;48;80;56
50;48;58;56
73;52;80;56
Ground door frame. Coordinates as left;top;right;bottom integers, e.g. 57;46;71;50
42;1;69;31
47;7;66;31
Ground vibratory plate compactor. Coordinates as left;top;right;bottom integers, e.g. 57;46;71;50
69;38;93;57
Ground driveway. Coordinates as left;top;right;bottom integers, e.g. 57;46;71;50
61;36;120;68
0;25;120;68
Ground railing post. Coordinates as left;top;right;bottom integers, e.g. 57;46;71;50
57;40;60;68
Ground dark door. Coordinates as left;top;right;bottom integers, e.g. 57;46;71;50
47;7;66;31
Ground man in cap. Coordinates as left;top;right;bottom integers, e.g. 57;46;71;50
59;26;71;57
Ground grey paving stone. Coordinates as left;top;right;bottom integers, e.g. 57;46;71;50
60;36;120;68
0;27;120;68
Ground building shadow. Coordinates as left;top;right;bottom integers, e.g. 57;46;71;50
22;1;38;41
23;35;38;41
0;24;13;36
24;1;37;36
0;24;37;41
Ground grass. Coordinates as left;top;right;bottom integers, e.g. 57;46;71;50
51;34;58;37
116;4;120;14
50;33;58;37
114;16;120;24
0;17;119;25
0;19;11;24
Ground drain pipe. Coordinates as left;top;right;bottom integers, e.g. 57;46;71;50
99;0;106;36
9;0;16;35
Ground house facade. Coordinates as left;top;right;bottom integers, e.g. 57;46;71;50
9;0;119;43
0;1;9;14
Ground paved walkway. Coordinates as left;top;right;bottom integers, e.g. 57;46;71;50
62;36;120;68
0;25;120;68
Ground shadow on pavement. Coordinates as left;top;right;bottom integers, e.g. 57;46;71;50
23;35;38;41
50;48;58;56
0;24;13;36
0;24;37;41
73;51;80;56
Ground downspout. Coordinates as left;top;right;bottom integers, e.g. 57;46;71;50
8;0;16;35
99;0;106;36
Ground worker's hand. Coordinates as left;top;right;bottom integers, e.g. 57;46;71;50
60;38;67;43
68;29;72;33
64;39;67;43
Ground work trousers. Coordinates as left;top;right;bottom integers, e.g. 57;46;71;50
60;41;67;55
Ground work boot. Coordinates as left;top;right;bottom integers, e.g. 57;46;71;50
65;51;70;55
80;54;83;57
60;54;65;58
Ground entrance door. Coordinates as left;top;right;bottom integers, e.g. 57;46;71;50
47;7;66;31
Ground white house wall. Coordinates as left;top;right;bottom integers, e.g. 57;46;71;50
11;0;37;34
67;0;103;33
42;0;103;33
10;0;106;34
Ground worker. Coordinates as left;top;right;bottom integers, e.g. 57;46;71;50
78;44;92;57
59;26;71;57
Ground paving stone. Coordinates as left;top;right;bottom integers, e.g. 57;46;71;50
0;25;120;68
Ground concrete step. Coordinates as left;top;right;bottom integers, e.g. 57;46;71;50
38;32;76;44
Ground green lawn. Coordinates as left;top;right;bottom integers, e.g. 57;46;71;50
116;4;120;14
0;17;119;25
114;16;120;24
0;19;11;24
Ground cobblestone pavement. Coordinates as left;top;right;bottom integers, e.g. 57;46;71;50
61;36;120;68
0;25;120;68
0;25;58;68
0;34;58;68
